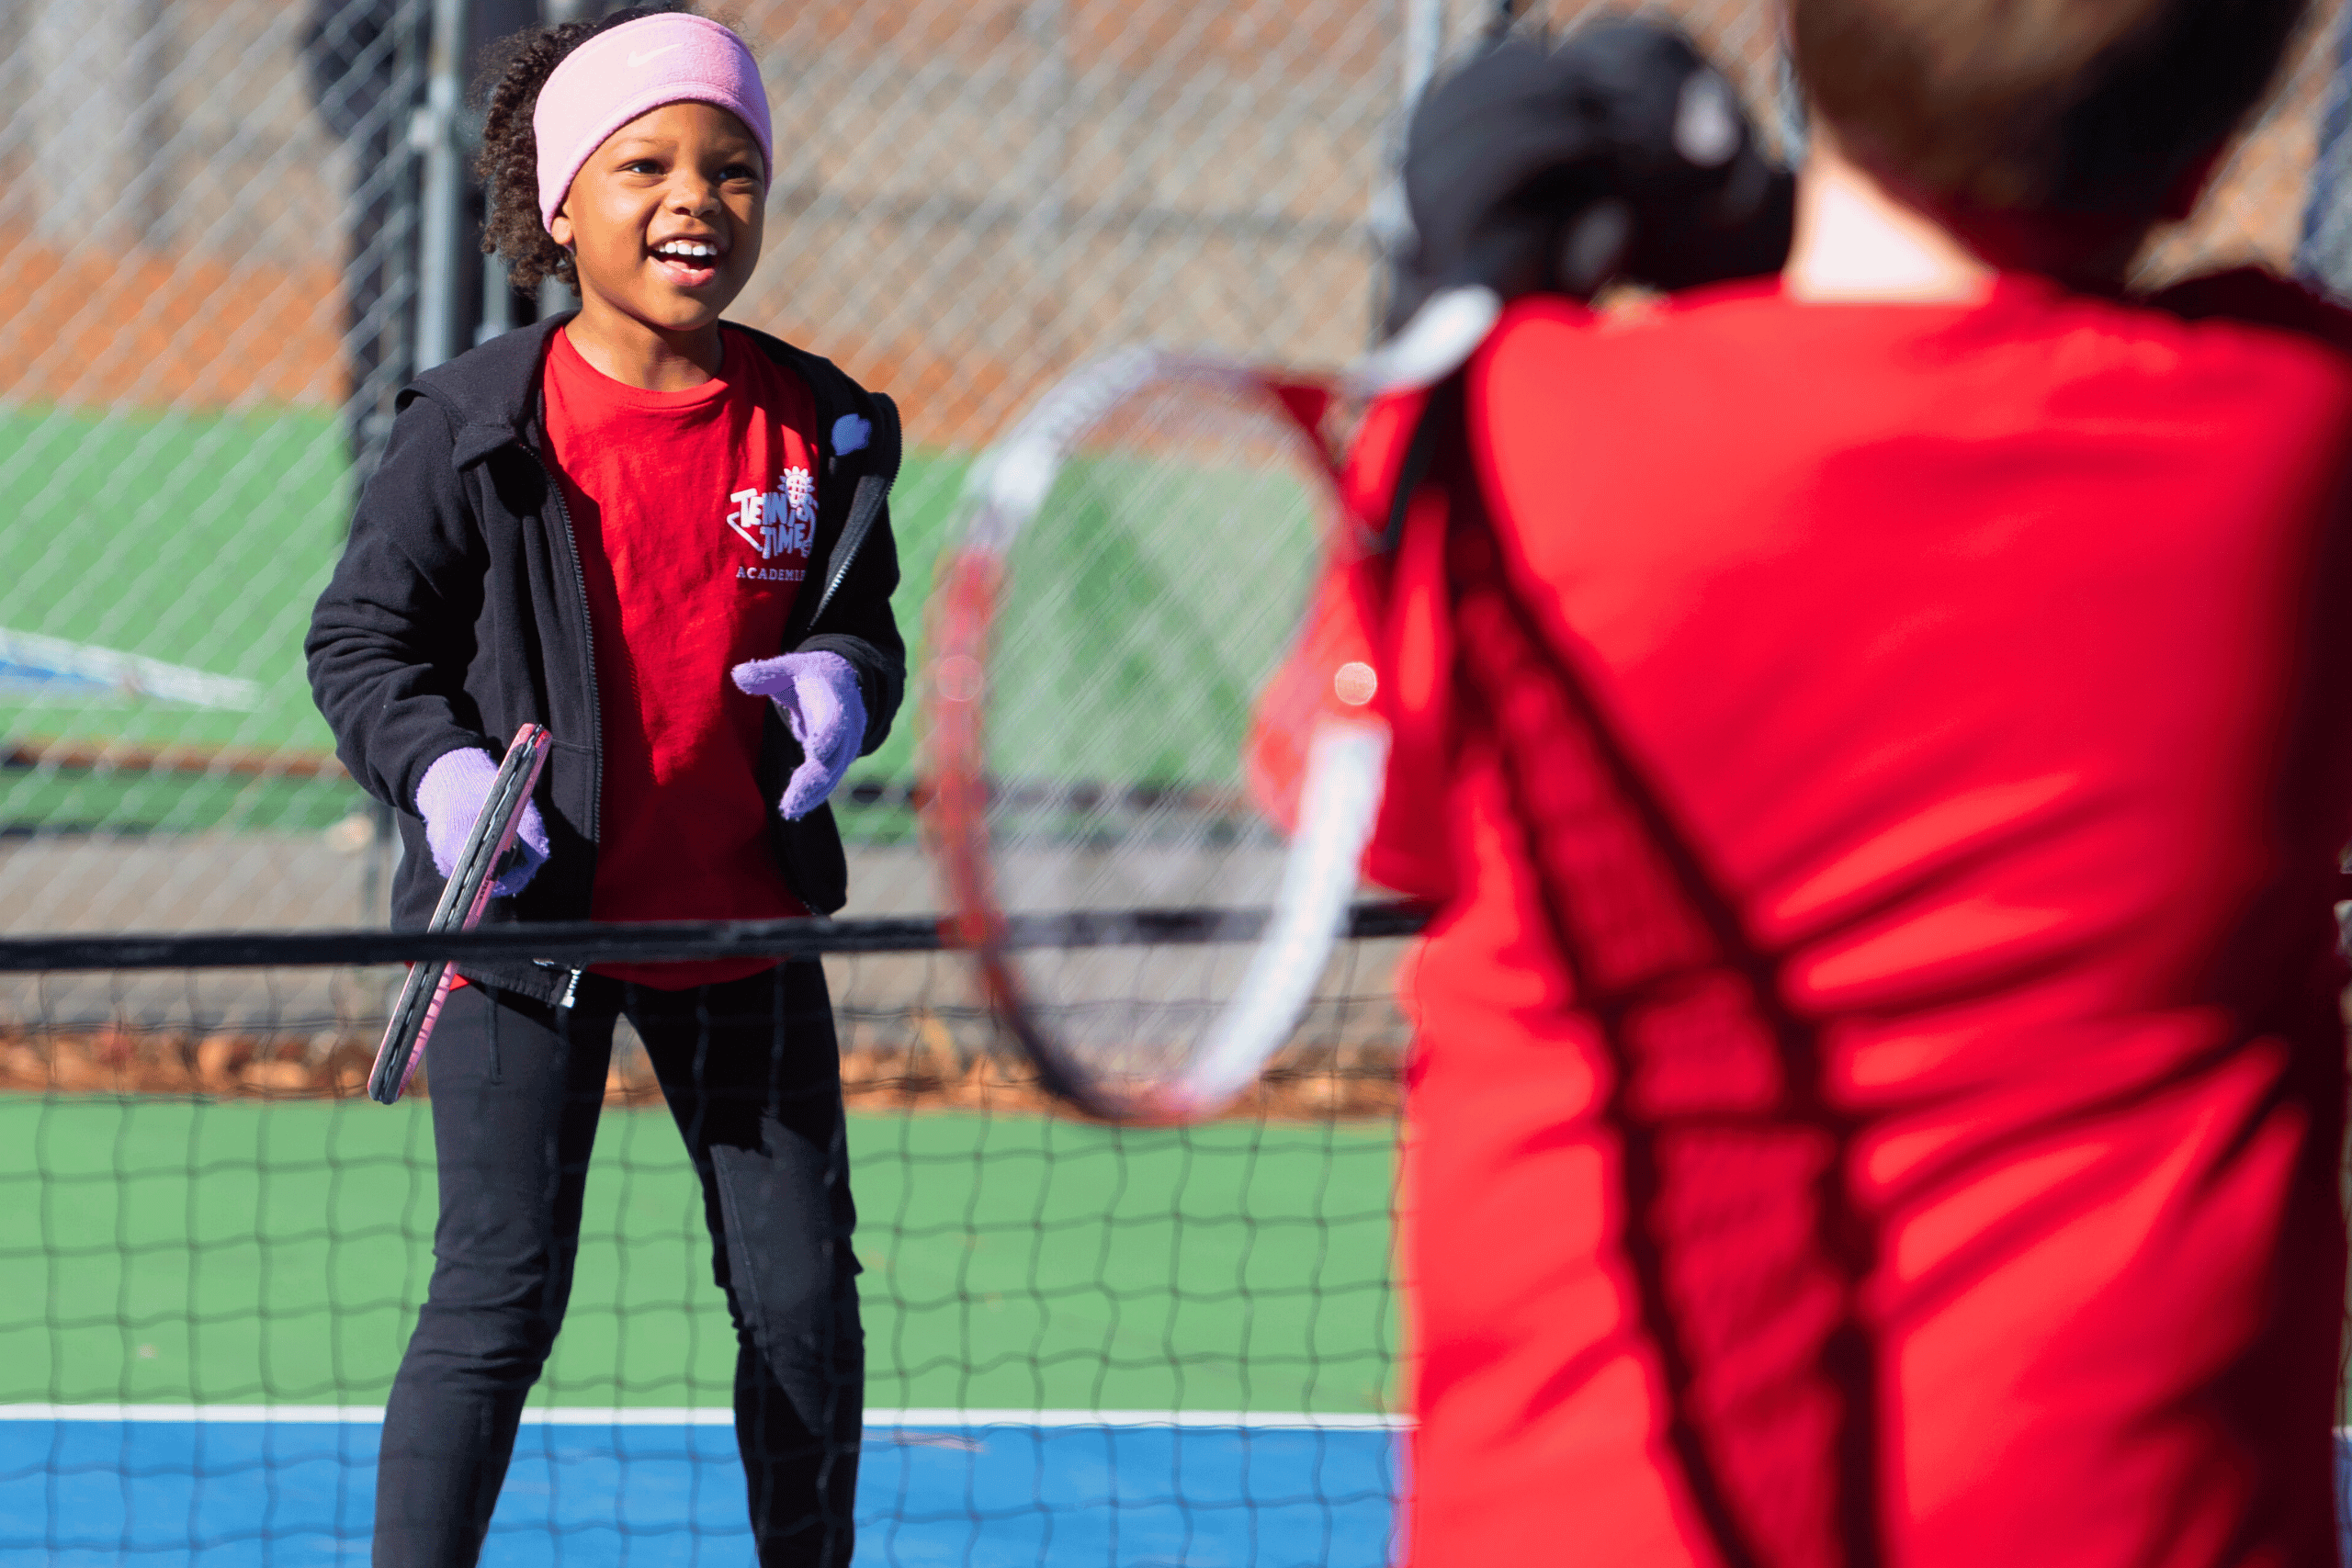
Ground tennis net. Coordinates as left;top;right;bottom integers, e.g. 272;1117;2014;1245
0;912;1415;1567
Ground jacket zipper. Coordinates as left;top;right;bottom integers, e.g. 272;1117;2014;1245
526;428;605;979
526;445;602;837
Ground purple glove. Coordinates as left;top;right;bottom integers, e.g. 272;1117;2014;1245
414;746;550;897
730;650;867;820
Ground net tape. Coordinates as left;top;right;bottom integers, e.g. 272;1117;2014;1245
0;900;1433;973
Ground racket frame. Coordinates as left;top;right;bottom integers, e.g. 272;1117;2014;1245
926;349;1390;1122
367;723;554;1105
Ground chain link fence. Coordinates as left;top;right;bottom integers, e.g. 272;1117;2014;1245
3;0;2349;938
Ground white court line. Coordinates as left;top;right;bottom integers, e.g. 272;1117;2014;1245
0;628;261;711
0;1404;1408;1432
876;1410;1407;1431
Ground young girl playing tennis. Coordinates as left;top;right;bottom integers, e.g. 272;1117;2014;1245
306;9;900;1563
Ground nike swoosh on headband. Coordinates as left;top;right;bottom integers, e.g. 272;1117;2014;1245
534;13;774;234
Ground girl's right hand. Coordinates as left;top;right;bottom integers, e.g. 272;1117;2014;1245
415;746;551;897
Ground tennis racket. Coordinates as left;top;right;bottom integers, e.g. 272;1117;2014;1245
925;347;1408;1122
368;723;554;1105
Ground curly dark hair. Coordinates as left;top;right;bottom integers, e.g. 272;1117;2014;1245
474;4;692;295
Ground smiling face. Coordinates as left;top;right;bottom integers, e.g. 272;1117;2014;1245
548;99;765;337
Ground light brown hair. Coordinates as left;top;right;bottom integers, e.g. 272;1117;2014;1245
1791;0;2307;218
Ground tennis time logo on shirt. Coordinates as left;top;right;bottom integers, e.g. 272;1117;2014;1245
728;468;816;581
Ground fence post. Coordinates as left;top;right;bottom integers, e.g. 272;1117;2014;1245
413;0;475;371
2300;2;2352;298
1368;0;1447;344
537;0;590;322
1401;0;1442;108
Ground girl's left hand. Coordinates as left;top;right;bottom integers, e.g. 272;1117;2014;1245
730;651;867;819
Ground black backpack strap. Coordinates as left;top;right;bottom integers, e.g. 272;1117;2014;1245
1382;376;1464;555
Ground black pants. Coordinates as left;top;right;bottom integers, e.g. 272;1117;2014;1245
373;964;862;1567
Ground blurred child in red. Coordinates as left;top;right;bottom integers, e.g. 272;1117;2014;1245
1320;5;2352;1562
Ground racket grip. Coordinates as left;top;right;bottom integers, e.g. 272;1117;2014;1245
366;724;554;1106
368;959;451;1104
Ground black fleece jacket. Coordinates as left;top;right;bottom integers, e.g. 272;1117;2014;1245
306;314;904;1002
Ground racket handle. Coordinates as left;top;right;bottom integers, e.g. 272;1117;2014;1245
369;959;452;1104
367;724;555;1106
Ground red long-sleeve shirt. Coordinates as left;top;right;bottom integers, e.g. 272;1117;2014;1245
1317;272;2352;1567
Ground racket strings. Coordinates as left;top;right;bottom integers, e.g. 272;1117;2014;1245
1445;517;1879;1568
968;372;1341;1100
988;442;1291;848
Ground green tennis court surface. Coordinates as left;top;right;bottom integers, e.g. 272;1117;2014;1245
1;1094;1397;1562
1;1096;1396;1415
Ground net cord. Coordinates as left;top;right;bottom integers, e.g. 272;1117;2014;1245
0;901;1434;974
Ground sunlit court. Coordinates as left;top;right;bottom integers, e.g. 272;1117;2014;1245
12;0;2352;1562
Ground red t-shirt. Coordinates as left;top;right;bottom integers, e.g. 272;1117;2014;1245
543;323;819;987
1307;275;2352;1566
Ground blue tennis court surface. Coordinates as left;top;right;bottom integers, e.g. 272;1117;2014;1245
1;1410;1397;1566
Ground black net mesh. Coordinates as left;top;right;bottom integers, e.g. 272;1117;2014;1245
0;918;1411;1565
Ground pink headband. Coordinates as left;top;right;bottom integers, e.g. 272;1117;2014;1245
533;13;774;235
